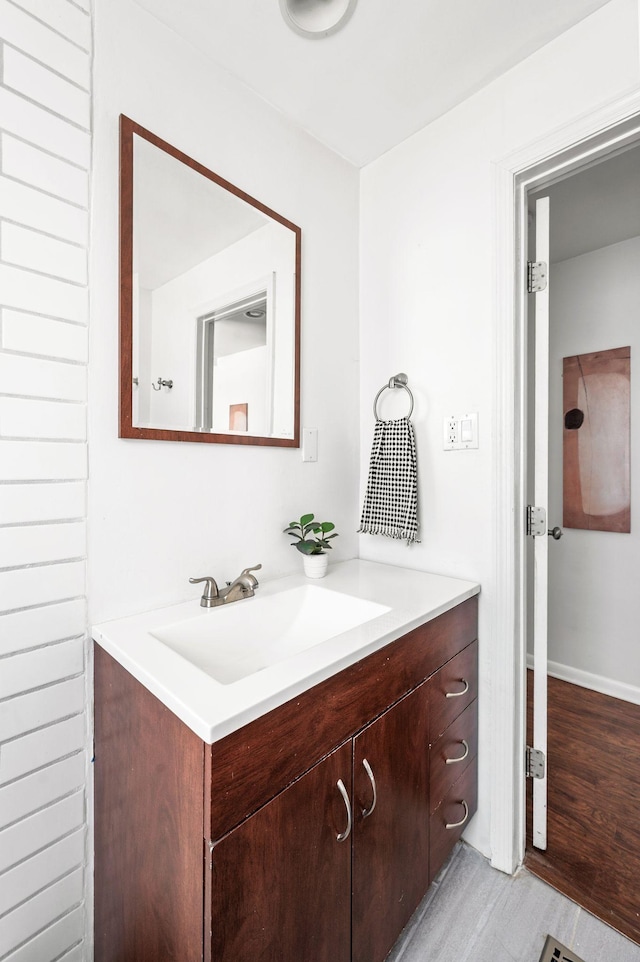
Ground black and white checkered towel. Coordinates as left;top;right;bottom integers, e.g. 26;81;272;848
358;416;420;544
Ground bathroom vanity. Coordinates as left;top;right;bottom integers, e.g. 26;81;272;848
93;560;479;962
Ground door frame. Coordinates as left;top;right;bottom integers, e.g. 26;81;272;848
491;88;640;875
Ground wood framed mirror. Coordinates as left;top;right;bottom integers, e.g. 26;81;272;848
119;116;301;446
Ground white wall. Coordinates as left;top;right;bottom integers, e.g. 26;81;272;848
0;0;91;958
212;347;268;435
359;0;640;860
548;236;640;696
89;0;361;620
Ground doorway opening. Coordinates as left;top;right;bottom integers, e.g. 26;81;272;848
195;287;271;434
522;136;640;942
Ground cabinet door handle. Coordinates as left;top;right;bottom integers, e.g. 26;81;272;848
361;758;377;818
445;799;469;830
336;779;352;842
445;678;469;698
445;739;469;765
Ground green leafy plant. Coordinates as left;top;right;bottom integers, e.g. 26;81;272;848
284;513;338;556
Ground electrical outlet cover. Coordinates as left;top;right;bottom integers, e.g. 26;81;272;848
443;415;458;449
443;412;478;450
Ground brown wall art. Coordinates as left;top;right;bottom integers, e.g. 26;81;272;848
229;403;248;432
563;346;630;533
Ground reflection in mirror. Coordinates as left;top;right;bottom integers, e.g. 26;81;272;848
195;288;270;434
119;116;301;446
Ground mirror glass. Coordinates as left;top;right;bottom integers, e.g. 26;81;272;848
119;117;301;446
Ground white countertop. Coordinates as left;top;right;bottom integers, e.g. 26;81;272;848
92;559;479;744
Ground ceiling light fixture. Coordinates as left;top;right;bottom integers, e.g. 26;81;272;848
279;0;357;38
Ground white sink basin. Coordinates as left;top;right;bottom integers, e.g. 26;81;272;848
150;584;391;685
93;560;480;742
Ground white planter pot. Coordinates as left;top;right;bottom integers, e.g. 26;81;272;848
303;553;329;579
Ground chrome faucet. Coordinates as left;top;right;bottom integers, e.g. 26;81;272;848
189;564;262;608
220;564;262;603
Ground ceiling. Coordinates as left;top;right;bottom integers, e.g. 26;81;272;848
529;144;640;263
133;0;613;167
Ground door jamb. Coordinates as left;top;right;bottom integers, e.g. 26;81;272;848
491;89;640;875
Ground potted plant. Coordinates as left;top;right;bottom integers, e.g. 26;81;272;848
284;513;338;578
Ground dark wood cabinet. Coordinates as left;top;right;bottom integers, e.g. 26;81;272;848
429;700;478;815
95;595;478;962
427;641;479;882
209;741;352;962
352;682;431;962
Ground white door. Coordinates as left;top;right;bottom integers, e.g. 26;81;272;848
531;196;550;850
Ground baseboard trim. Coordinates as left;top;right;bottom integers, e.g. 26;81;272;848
526;654;640;706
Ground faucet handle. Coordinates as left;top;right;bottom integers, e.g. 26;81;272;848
189;576;219;606
239;564;262;587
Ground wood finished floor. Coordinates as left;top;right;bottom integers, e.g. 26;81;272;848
526;672;640;945
388;843;640;962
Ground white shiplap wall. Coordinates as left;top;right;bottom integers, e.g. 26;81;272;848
0;0;91;959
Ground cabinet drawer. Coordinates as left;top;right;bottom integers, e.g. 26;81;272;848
429;758;477;883
429;640;477;743
429;700;478;814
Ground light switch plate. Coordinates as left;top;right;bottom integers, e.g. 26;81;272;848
443;412;479;450
302;427;318;462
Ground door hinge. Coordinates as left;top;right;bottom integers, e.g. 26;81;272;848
526;746;546;779
526;505;546;537
527;260;548;293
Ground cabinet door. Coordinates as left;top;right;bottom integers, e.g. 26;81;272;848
352;683;430;962
208;740;352;962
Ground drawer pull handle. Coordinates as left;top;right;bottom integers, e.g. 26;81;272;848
361;758;377;818
445;739;469;765
445;678;469;698
445;799;469;830
336;779;352;842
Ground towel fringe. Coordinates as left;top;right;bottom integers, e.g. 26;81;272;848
357;524;421;544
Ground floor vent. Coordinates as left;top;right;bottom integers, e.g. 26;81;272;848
539;934;586;962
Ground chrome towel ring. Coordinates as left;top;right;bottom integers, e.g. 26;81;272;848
373;373;414;420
